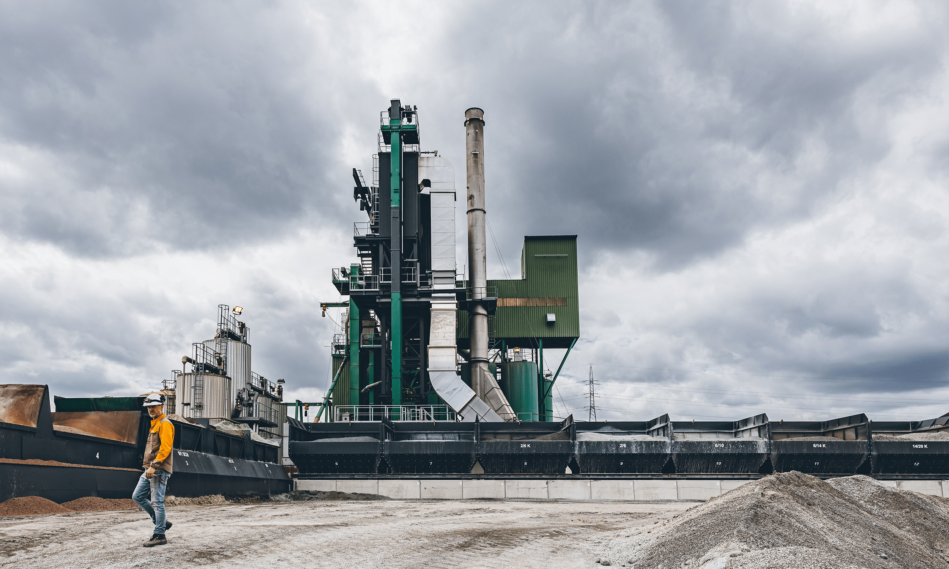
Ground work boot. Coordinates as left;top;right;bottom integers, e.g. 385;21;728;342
143;534;167;547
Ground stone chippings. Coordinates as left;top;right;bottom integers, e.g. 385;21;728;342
596;471;949;569
874;432;949;442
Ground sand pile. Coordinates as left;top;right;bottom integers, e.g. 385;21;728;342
53;424;97;437
0;497;72;517
60;497;137;512
596;472;949;568
874;431;949;442
314;436;379;443
578;433;663;442
774;436;852;442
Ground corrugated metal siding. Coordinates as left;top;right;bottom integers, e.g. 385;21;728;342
330;355;350;413
459;236;579;347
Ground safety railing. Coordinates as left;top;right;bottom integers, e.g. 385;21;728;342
332;268;347;283
334;405;457;422
332;334;347;355
358;274;380;291
401;264;418;283
360;332;382;347
354;222;371;236
466;286;498;302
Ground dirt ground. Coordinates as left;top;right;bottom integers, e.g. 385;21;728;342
0;498;691;568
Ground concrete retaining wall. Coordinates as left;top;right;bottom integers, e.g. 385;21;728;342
295;478;949;501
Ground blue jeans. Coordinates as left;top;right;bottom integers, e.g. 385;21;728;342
132;470;171;535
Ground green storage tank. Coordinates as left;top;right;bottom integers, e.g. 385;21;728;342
499;361;539;422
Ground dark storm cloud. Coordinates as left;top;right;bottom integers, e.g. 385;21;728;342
426;1;949;268
1;0;947;421
0;1;369;257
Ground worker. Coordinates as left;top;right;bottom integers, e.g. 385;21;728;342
132;394;175;547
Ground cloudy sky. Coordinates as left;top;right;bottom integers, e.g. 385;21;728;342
2;1;948;422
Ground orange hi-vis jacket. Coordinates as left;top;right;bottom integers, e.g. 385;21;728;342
142;413;175;473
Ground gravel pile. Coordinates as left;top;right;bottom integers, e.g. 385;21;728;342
59;497;137;512
165;494;229;506
578;433;662;442
52;425;97;437
0;497;72;517
596;471;949;568
874;431;949;442
774;436;852;442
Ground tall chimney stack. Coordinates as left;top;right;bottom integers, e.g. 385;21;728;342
465;108;516;421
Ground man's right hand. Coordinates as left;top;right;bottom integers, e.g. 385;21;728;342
145;467;156;479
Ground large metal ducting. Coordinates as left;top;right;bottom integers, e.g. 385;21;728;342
176;372;232;421
464;107;516;421
422;155;503;423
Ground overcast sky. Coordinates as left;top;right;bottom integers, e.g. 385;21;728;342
2;1;948;422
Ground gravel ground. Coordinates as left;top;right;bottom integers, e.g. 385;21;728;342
0;496;688;568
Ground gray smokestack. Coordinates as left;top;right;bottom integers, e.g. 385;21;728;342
465;108;516;421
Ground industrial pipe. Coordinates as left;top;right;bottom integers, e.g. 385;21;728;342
465;107;516;421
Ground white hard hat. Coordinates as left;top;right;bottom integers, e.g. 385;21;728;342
143;394;165;407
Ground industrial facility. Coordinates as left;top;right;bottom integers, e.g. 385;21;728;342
1;101;948;508
174;304;287;441
287;101;949;484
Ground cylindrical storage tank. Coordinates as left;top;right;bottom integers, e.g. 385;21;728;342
176;372;232;421
498;361;539;422
203;338;251;411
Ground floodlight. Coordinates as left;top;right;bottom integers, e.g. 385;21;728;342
233;306;243;315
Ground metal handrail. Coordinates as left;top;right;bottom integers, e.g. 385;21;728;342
360;332;382;347
466;286;498;301
354;222;371;236
358;274;380;291
331;334;347;355
401;265;418;283
334;405;456;422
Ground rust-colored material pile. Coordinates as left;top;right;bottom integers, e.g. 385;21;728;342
0;497;72;517
0;496;140;517
60;497;137;512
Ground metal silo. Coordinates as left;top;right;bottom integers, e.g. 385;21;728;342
176;372;232;421
203;337;251;409
498;361;539;422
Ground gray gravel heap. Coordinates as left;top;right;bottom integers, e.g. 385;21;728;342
314;436;379;443
596;471;949;568
873;431;949;442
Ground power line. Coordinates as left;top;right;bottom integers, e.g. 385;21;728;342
560;362;949;385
